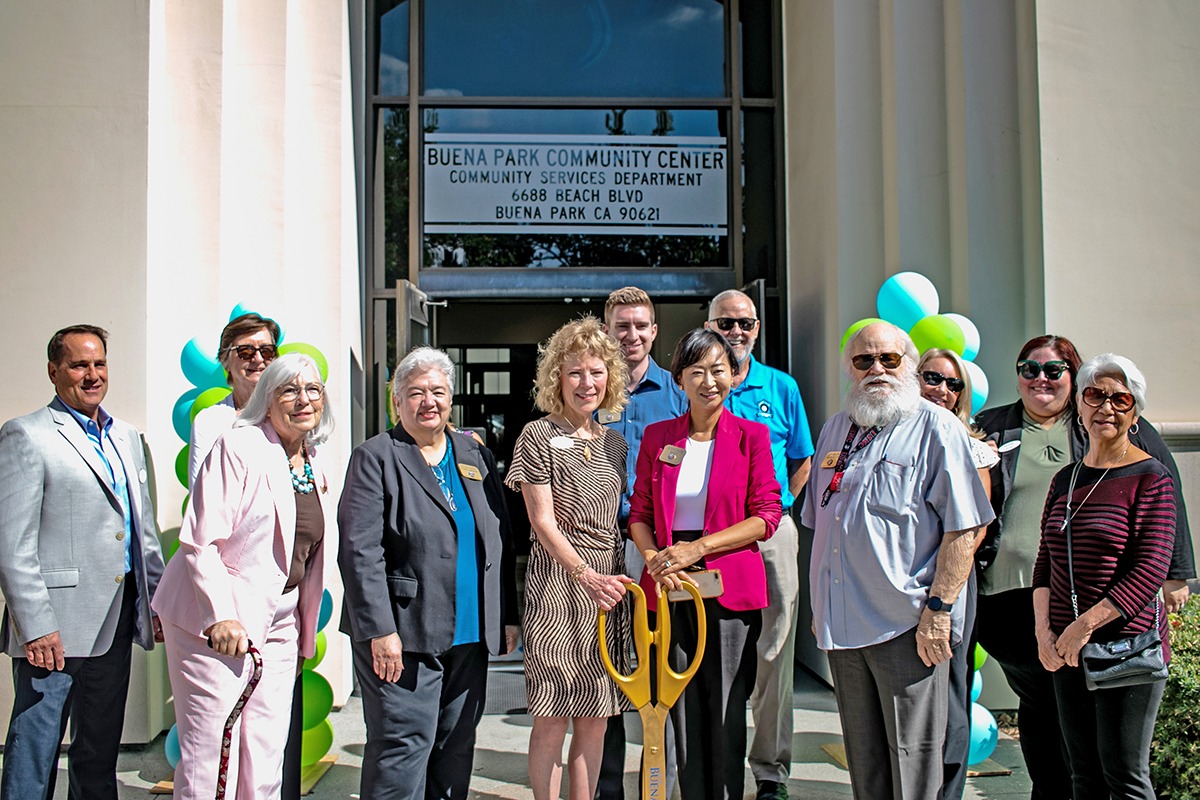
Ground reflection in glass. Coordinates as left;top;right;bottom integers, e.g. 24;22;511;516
424;0;726;98
381;109;410;284
376;1;409;96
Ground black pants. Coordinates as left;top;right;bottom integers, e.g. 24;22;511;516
975;588;1073;800
594;713;626;800
1053;666;1163;800
942;570;976;800
282;672;303;798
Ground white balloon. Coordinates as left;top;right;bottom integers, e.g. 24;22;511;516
964;360;989;415
944;313;981;361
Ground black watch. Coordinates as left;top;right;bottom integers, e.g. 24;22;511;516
927;596;953;612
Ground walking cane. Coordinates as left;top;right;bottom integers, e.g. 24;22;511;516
208;640;264;800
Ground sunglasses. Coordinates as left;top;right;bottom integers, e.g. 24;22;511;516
1081;386;1135;413
1016;359;1068;381
712;317;758;332
921;370;965;393
851;352;904;370
228;344;278;362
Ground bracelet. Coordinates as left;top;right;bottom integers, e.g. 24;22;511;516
568;562;589;582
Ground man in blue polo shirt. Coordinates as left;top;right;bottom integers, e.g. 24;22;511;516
706;289;814;800
594;285;687;800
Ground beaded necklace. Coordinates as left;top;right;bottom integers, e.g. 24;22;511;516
290;455;316;494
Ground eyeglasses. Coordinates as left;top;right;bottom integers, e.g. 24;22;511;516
228;344;278;362
851;352;904;370
1081;386;1135;413
1016;359;1068;380
277;383;324;403
712;317;758;332
921;371;965;393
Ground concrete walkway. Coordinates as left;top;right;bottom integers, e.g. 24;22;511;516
6;668;1034;798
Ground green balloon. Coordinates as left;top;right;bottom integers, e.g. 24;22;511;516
840;318;886;352
974;644;989;670
278;342;329;382
160;527;181;564
300;719;334;767
174;445;189;488
189;387;232;424
302;631;328;671
301;670;334;730
909;314;966;356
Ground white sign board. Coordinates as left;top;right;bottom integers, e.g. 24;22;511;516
424;133;727;236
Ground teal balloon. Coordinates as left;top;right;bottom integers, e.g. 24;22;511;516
318;589;333;632
943;313;981;361
278;342;328;382
174;445;189;488
164;724;181;769
909;314;966;356
876;272;940;331
968;702;999;765
180;338;225;389
301;719;334;767
964;360;989;415
971;671;983;702
189;387;232;424
172;388;203;442
301;670;334;730
303;631;328;671
840;317;886;353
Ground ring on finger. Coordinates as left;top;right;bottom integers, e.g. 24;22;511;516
664;560;673;568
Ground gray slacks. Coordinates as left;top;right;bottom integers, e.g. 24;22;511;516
827;627;948;800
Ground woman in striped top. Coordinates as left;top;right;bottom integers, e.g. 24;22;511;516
1032;353;1176;800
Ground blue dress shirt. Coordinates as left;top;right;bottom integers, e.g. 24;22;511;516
58;397;133;573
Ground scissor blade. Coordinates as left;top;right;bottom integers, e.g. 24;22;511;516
638;705;671;800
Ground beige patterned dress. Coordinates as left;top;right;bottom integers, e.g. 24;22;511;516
505;417;631;717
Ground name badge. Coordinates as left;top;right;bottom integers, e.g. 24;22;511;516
458;464;483;481
821;451;840;469
659;445;685;465
549;436;574;450
597;409;621;424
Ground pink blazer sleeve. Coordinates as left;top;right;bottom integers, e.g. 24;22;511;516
743;419;783;539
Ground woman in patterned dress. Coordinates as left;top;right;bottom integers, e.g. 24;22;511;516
505;316;632;800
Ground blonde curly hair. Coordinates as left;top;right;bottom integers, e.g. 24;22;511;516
533;316;628;416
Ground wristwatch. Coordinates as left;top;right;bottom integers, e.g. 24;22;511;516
927;596;954;612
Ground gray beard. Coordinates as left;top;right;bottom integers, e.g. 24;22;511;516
845;372;922;428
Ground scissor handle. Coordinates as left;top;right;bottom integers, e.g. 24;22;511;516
656;580;706;709
598;583;652;708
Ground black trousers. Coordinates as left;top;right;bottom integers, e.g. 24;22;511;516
975;588;1073;800
942;570;976;800
1053;666;1163;800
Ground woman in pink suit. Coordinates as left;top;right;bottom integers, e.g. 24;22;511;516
152;353;335;799
629;328;782;800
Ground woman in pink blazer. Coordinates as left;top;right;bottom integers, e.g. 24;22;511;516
629;328;782;800
152;353;335;799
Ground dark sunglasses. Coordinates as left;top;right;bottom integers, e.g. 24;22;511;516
228;344;278;362
921;370;965;393
851;352;904;370
1016;359;1068;381
712;317;758;332
1081;386;1135;413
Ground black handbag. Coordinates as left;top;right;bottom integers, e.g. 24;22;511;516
1063;460;1168;691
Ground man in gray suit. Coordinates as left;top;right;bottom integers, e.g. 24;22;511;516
0;325;165;800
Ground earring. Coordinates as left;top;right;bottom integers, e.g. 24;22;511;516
1077;414;1084;427
1130;422;1140;435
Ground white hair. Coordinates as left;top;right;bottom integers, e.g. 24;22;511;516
707;289;756;319
845;369;923;427
391;347;456;404
840;322;920;379
1076;353;1148;414
235;353;334;445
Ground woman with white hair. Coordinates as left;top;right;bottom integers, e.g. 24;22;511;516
338;346;518;800
152;353;335;799
1032;353;1176;799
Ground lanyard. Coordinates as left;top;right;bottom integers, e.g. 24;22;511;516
820;423;881;507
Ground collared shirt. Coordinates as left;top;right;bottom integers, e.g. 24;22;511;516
800;403;994;650
724;355;815;509
58;396;133;572
597;357;688;522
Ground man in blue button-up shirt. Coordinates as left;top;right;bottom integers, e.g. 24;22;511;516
0;325;165;800
594;286;687;800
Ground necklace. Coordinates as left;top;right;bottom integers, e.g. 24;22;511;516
427;445;457;510
1060;443;1129;530
290;456;315;494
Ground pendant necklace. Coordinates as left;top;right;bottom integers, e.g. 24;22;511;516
427;443;457;510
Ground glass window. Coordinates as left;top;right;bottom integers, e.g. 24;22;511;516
742;109;777;285
740;0;774;98
423;0;727;98
420;107;728;269
376;1;410;96
380;108;410;285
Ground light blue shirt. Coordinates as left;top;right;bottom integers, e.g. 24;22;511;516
59;397;133;573
800;402;994;650
724;356;815;510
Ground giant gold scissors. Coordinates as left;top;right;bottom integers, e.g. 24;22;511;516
599;581;707;800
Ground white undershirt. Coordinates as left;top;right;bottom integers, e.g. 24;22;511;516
673;438;715;531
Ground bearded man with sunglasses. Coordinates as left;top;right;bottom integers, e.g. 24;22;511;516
705;289;814;800
800;322;993;800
